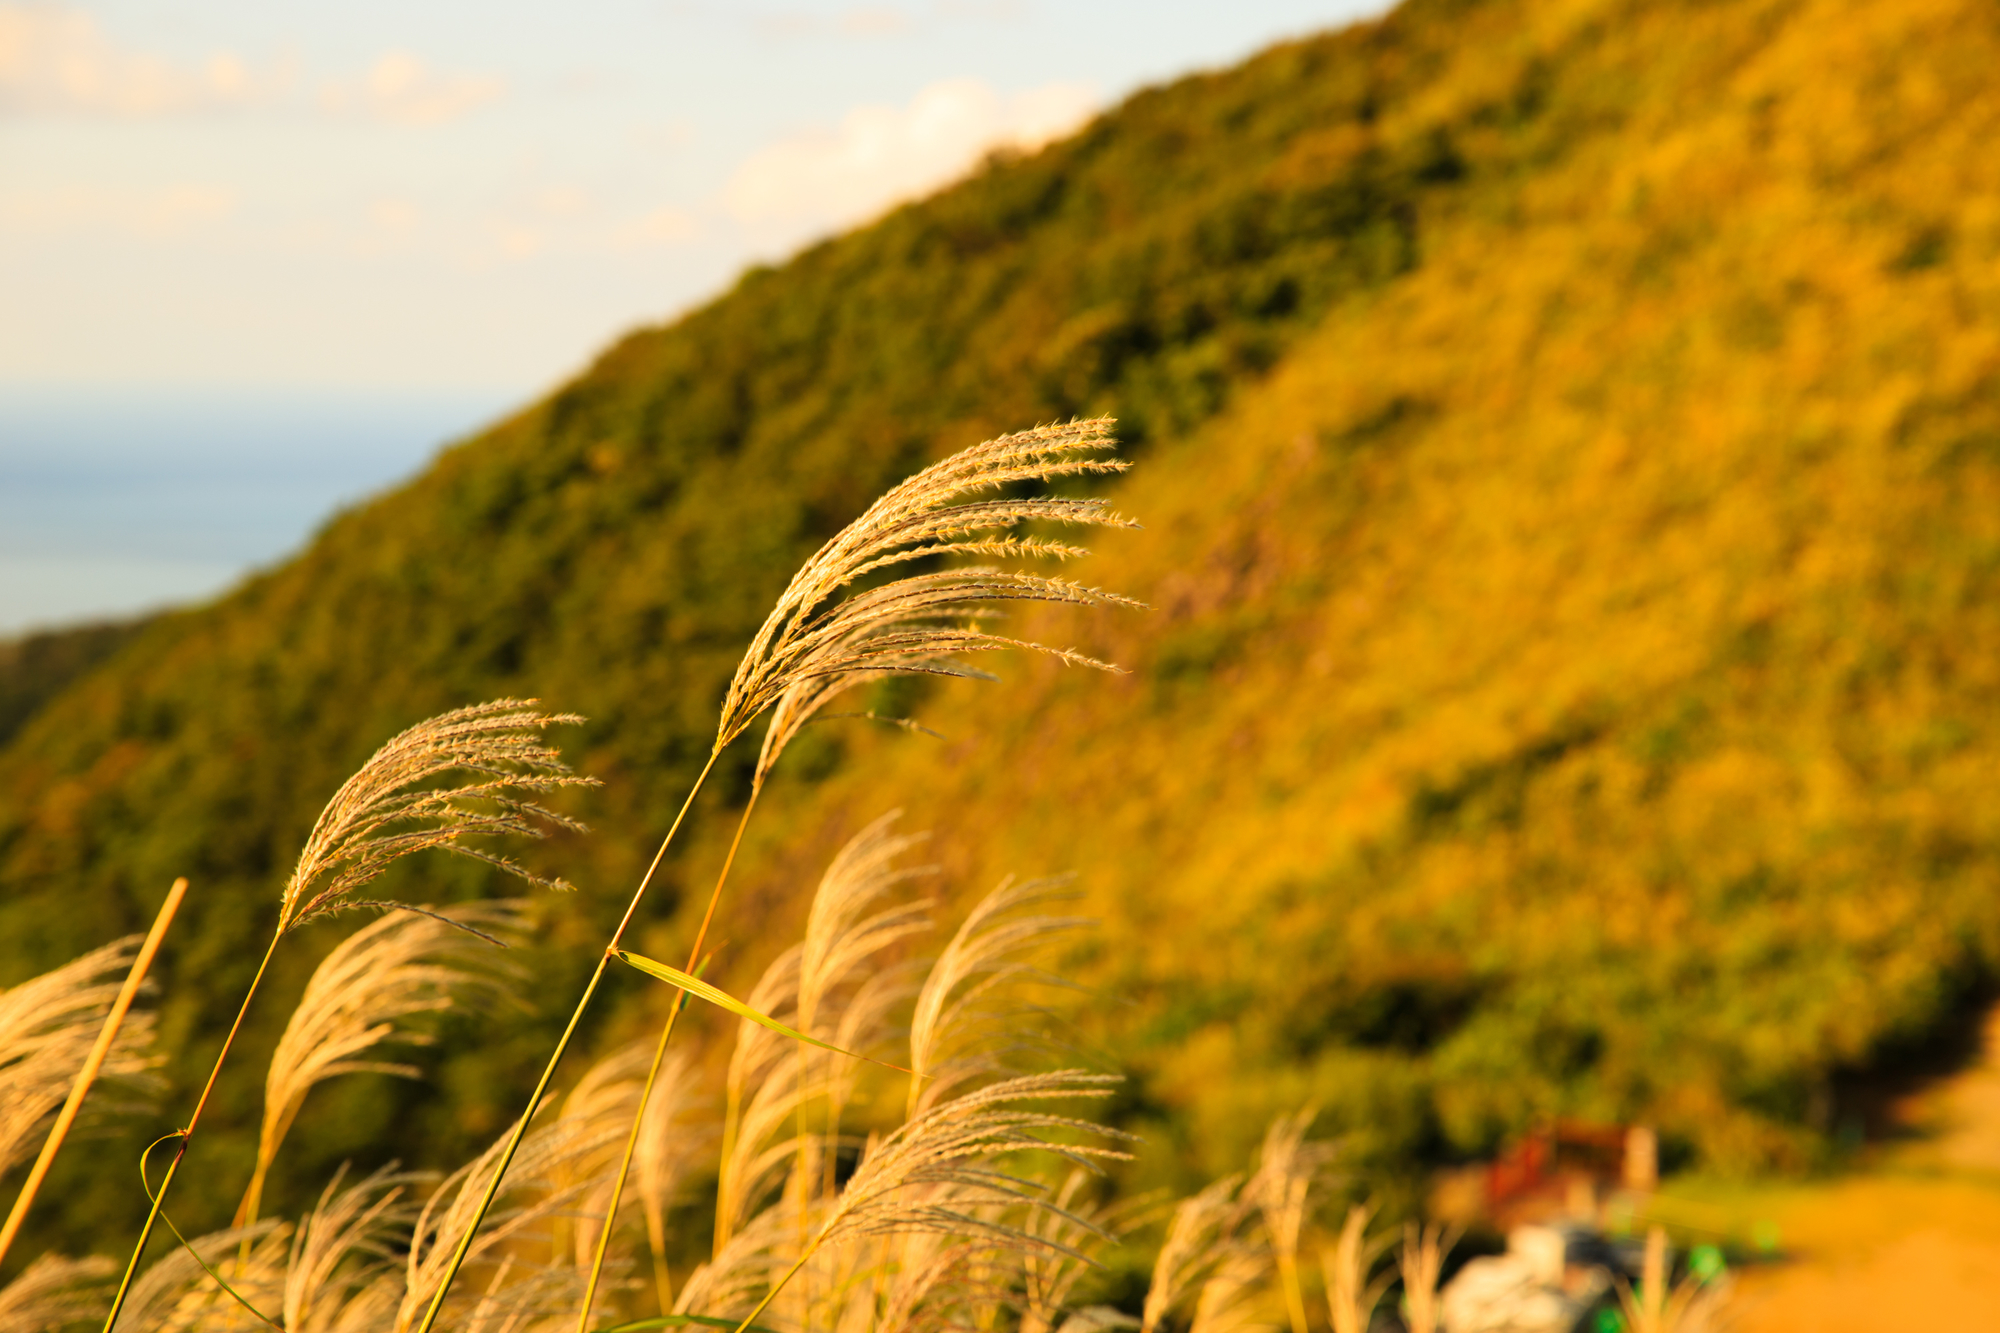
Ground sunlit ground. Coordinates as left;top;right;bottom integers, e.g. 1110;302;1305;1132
1667;1009;2000;1331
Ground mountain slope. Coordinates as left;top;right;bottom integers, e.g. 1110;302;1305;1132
5;0;2000;1254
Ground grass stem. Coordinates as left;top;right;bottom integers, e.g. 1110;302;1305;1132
0;878;186;1270
104;921;281;1332
417;750;719;1333
576;778;763;1332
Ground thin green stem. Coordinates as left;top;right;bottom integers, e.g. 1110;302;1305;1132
105;926;283;1333
417;750;719;1333
577;777;763;1332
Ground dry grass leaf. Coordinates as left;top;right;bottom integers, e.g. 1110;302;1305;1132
280;700;595;934
722;418;1142;783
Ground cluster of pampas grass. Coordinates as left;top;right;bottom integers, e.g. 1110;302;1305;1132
0;835;1721;1333
0;416;1730;1333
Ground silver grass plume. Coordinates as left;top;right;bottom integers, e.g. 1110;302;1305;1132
1397;1221;1460;1333
121;1221;287;1333
1020;1171;1149;1333
282;1164;421;1333
1141;1175;1260;1333
695;1072;1128;1331
715;817;933;1254
239;903;529;1230
907;878;1088;1118
279;700;596;934
0;936;161;1175
396;1065;630;1331
722;418;1141;782
1322;1204;1393;1333
1247;1109;1337;1333
0;1254;114;1333
1188;1245;1276;1333
558;1041;659;1274
631;1046;709;1312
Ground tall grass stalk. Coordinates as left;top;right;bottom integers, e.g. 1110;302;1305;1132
573;791;752;1331
104;701;589;1333
414;747;716;1333
0;878;183;1269
102;928;281;1332
524;419;1133;1330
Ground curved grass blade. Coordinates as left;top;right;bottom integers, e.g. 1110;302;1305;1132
137;1134;281;1329
610;950;916;1076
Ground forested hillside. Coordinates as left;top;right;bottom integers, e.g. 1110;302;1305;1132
5;0;2000;1263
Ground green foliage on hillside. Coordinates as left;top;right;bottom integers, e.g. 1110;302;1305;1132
6;0;2000;1265
0;621;144;749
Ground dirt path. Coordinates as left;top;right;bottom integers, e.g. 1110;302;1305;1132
1666;1009;2000;1331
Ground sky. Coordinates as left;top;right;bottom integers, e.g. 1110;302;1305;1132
0;0;1388;633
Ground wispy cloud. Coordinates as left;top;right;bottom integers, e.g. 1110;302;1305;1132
0;183;237;236
722;77;1096;232
0;4;501;124
316;50;504;127
0;4;276;114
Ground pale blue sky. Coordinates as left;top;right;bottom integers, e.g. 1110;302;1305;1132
4;0;1388;395
0;0;1388;632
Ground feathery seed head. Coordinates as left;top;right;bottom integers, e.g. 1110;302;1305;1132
0;1254;115;1333
720;419;1142;782
280;700;596;934
240;903;532;1234
0;937;162;1176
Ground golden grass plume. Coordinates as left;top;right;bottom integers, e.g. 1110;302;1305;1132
279;700;595;934
726;418;1141;782
237;902;530;1231
0;1253;116;1333
0;936;161;1176
1321;1204;1393;1333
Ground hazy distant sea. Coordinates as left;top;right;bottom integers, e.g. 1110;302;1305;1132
0;387;513;637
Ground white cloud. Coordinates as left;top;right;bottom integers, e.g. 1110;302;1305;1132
0;5;501;125
722;77;1096;232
